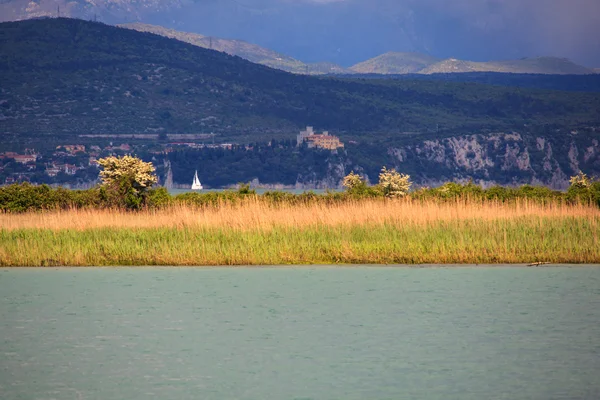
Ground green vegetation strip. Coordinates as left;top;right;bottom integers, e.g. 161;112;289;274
1;217;598;266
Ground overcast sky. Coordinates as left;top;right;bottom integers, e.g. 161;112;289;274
137;0;600;66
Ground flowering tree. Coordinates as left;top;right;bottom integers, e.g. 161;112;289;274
342;171;364;190
569;171;591;189
342;171;380;197
377;167;411;198
342;168;412;198
567;171;600;206
97;155;158;209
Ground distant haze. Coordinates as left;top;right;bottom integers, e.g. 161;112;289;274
1;0;599;67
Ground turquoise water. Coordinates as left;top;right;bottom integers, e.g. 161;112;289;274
1;266;599;400
168;188;339;195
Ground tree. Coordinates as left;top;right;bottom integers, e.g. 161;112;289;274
342;171;364;191
568;171;599;207
342;171;379;197
569;171;591;189
377;167;411;198
97;155;158;209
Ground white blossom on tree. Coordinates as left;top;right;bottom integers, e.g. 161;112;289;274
378;166;411;198
342;171;364;190
569;171;591;189
97;155;158;195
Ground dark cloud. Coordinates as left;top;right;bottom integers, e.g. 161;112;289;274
150;0;600;66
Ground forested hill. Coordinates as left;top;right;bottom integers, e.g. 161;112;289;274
341;72;600;93
1;18;600;139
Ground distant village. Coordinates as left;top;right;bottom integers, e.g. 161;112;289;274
0;127;345;186
0;143;132;186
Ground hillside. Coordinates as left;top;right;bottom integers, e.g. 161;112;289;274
166;130;600;190
305;62;349;75
118;23;348;75
1;18;600;140
351;53;594;75
118;23;306;75
349;52;440;74
419;57;594;75
340;72;600;93
1;0;599;73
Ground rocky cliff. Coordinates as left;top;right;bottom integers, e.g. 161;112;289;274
383;131;600;189
261;131;600;190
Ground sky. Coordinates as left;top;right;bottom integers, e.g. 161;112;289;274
138;0;599;67
21;0;597;67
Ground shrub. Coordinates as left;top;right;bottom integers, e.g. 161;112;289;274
0;183;103;212
263;190;297;204
341;171;381;198
377;167;411;198
0;183;52;212
342;172;364;191
147;187;172;209
569;171;591;189
567;172;599;206
236;183;256;195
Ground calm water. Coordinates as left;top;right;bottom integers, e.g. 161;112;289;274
1;266;599;400
168;188;339;195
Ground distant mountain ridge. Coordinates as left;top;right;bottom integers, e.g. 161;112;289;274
118;23;348;75
349;52;440;74
351;52;595;75
118;25;595;77
1;0;599;71
419;57;594;75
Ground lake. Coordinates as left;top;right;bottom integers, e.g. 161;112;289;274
1;266;599;400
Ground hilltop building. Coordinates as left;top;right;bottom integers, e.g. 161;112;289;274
296;126;344;150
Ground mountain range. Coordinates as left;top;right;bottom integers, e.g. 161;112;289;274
1;17;599;140
120;24;596;76
2;0;599;70
118;23;349;75
350;53;441;75
351;53;596;75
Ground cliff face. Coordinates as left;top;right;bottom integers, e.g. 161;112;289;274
282;132;600;190
386;132;600;189
163;130;599;190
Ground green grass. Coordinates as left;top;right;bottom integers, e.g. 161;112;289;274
1;217;598;266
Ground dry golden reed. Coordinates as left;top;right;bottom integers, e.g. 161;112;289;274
1;198;598;231
1;198;599;266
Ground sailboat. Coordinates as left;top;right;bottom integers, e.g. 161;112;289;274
191;170;203;190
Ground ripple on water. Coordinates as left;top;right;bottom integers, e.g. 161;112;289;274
0;266;599;400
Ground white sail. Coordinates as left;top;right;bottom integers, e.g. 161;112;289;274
191;170;203;190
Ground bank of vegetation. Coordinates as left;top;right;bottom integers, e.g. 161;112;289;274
0;156;599;266
0;171;598;213
0;199;598;266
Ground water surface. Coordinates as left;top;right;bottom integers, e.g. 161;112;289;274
1;266;599;400
168;188;339;195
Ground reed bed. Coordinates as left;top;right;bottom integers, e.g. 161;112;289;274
1;198;599;266
1;197;598;231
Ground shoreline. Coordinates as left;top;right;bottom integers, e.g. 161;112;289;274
3;264;600;268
